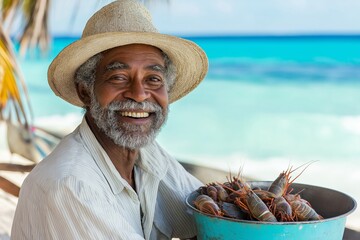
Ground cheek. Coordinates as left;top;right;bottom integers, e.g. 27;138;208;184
93;85;120;106
155;89;169;111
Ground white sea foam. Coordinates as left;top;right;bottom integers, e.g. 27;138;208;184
342;116;360;135
34;113;83;136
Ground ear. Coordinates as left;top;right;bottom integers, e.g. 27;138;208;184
75;82;91;106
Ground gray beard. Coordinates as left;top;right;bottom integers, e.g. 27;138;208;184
89;93;168;149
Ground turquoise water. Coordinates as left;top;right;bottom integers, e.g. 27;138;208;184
17;36;360;163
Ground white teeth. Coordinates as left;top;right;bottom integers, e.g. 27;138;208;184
121;112;149;118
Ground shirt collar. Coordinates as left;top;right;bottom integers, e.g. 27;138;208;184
78;117;168;194
136;141;168;179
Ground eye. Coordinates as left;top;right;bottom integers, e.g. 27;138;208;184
145;76;164;89
108;74;128;82
148;76;161;83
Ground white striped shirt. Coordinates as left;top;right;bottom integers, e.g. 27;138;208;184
11;118;202;239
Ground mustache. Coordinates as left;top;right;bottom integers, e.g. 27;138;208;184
107;100;163;113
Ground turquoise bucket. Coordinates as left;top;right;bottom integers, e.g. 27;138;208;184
186;181;357;240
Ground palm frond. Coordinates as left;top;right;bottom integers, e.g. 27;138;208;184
1;0;19;19
0;24;33;126
19;0;50;56
1;0;21;32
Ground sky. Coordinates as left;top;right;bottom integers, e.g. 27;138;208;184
48;0;360;36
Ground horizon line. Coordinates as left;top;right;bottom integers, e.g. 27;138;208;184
50;33;360;40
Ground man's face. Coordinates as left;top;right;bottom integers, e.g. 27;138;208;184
88;44;169;149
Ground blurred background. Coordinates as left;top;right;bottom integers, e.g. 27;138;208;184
1;0;360;233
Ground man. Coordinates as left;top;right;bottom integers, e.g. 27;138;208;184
11;0;208;239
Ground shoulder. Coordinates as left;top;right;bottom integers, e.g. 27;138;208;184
46;175;111;203
19;172;112;214
12;175;115;239
21;129;105;197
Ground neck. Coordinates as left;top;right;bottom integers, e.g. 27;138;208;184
85;113;139;189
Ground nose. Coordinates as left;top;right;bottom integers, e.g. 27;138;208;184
123;80;150;102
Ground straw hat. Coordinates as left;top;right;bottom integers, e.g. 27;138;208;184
48;0;208;107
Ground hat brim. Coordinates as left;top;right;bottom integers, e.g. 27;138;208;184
48;32;208;107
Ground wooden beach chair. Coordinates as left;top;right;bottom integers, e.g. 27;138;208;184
0;121;61;197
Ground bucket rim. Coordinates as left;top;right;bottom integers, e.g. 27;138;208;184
186;181;357;225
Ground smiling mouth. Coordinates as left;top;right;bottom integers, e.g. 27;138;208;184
121;111;150;118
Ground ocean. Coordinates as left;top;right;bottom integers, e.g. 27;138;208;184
17;36;360;229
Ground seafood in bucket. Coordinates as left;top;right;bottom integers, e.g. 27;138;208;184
193;162;323;222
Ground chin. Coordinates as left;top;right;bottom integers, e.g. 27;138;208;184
109;130;157;149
